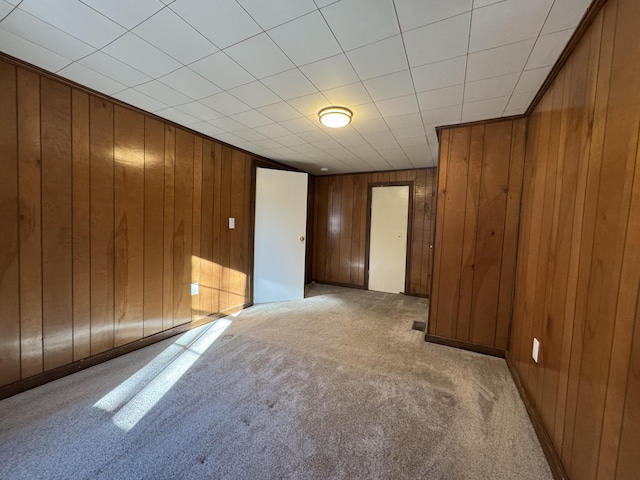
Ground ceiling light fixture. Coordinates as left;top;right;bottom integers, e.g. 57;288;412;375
318;106;352;128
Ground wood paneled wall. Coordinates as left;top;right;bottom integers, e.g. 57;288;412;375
312;169;436;296
428;119;526;352
0;58;254;389
509;0;640;478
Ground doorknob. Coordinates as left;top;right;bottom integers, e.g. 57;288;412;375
300;236;305;242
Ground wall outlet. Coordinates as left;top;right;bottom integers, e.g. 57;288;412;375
229;217;235;229
191;282;199;296
532;338;540;363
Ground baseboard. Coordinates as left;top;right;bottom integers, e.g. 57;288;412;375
505;352;569;480
0;303;251;401
310;280;366;289
424;334;505;358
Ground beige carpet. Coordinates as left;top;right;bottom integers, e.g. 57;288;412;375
0;283;552;480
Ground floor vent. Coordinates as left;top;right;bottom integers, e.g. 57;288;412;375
412;321;426;332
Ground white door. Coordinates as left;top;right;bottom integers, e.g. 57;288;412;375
254;167;308;303
368;186;409;294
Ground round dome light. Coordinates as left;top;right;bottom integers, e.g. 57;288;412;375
318;106;353;128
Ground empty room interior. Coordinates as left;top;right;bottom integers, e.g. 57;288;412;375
0;0;638;479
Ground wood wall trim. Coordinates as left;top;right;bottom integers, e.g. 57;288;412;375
435;114;527;140
424;334;505;358
0;305;250;401
505;353;569;480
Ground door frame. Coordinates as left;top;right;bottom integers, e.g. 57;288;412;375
364;181;414;293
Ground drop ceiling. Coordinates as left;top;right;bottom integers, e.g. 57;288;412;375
0;0;591;174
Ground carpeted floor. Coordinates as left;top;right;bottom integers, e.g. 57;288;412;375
0;284;552;480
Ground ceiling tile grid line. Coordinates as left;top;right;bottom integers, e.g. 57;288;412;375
0;0;591;174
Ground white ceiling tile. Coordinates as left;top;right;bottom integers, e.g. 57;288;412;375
159;67;221;100
261;69;318;100
395;0;472;32
225;33;294;79
80;0;164;29
321;0;399;51
0;1;12;17
397;136;428;147
525;29;573;70
254;123;291;139
228;81;281;108
268;11;341;65
114;88;169;113
229;109;273;128
300;54;359;90
257;102;303;122
169;0;260;49
1;9;95;60
353;118;389;134
337;135;367;147
189;121;225;137
418;85;464;111
298;130;331;143
542;0;591;35
375;94;419;117
514;67;551;94
135;80;192;106
133;8;217;64
392;126;427;140
470;0;553;53
253;138;286;150
189;51;255;90
280;116;319;133
207;116;247;132
464;73;519;103
382;113;421;129
58;62;125;94
404;14;470;68
103;33;181;78
346;35;408;80
214;132;245;145
242;0;317;30
462;96;508;119
466;39;535;82
155;106;199;125
312;137;341;149
288;92;330;116
364;70;414;102
411;56;467;92
324;83;372;107
506;90;536;112
0;29;71;72
362;130;396;146
349;103;382;122
18;0;125;48
473;0;503;7
175;102;223;121
275;134;306;147
79;51;151;86
234;129;268;142
201;91;251;116
421;104;462;125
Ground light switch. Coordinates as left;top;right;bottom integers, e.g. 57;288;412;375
191;282;199;296
532;338;540;363
229;217;235;229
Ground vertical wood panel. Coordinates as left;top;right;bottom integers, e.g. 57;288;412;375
350;175;363;285
339;176;353;284
200;140;214;316
162;125;175;331
192;137;202;319
0;60;20;386
114;106;145;347
90;97;115;355
218;146;231;311
71;90;91;361
173;129;194;325
143;117;165;337
229;149;245;308
17;68;43;376
41;78;73;371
